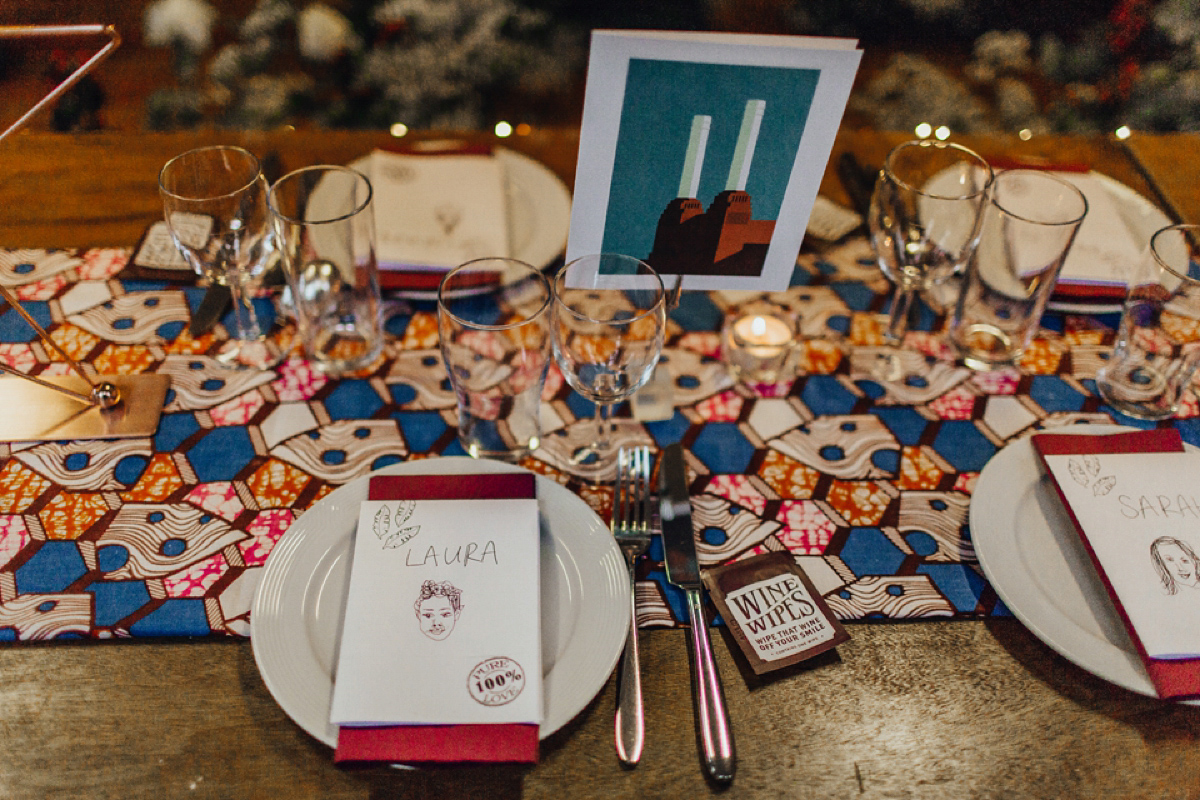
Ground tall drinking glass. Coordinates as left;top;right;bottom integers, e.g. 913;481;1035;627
551;254;670;477
1096;224;1200;420
438;258;552;460
158;145;274;367
868;140;993;379
948;169;1088;370
268;166;383;374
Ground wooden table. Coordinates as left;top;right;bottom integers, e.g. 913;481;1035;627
1;128;1199;800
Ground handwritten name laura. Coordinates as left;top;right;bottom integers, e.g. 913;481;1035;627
403;540;498;567
1119;494;1200;519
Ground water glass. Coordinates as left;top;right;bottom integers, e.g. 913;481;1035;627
268;166;383;374
1096;224;1200;420
948;169;1088;370
437;258;552;460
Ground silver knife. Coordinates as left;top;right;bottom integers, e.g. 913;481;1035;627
660;443;735;783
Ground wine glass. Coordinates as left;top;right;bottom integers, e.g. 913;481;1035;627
867;140;992;379
158;145;276;367
550;254;671;477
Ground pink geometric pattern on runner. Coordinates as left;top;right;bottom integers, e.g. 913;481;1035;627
928;386;976;420
239;509;295;566
970;368;1021;395
164;552;230;598
18;274;68;302
677;332;721;359
272;356;328;402
185;482;245;522
0;344;37;372
694;390;743;423
0;515;30;568
79;248;129;280
210;389;267;427
774;500;838;555
703;474;766;515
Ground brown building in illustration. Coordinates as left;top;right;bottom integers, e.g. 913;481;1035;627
647;100;776;278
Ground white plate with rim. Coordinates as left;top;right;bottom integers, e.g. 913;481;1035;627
1046;172;1171;314
251;457;629;745
350;147;571;298
971;423;1200;703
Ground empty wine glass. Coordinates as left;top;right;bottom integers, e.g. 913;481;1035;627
550;254;671;477
868;140;992;379
159;145;276;367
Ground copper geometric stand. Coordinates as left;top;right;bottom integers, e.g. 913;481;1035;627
0;23;169;441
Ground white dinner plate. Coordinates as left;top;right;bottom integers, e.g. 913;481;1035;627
1046;172;1171;314
350;147;572;299
971;424;1200;703
251;457;629;746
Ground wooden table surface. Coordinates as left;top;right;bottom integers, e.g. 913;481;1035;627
1;128;1199;800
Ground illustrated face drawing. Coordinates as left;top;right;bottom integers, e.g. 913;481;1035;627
414;580;462;640
1151;537;1200;594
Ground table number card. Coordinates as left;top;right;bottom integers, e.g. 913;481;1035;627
1034;430;1200;699
330;489;542;726
567;30;861;291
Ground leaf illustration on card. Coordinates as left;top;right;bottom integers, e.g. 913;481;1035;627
1068;458;1090;487
1093;475;1116;496
384;525;421;549
373;504;391;542
1084;455;1101;477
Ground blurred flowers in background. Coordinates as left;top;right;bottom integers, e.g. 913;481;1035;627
139;0;1200;134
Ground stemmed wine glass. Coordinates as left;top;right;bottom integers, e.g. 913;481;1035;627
550;254;671;477
159;145;276;368
867;140;993;379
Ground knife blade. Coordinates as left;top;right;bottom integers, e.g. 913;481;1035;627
660;443;736;784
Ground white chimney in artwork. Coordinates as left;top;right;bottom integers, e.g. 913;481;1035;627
677;114;711;199
724;99;766;192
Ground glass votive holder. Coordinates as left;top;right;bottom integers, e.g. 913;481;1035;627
721;308;798;386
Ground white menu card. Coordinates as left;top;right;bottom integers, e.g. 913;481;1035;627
330;497;542;726
1040;450;1200;660
368;150;510;271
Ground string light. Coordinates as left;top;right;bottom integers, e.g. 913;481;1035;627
494;121;513;138
389;123;408;137
515;123;532;136
934;125;950;140
915;122;932;139
1019;128;1032;141
1115;125;1131;140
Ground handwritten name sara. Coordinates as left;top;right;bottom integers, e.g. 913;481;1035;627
1118;494;1200;519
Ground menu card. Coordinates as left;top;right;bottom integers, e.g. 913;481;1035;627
1032;429;1200;698
330;472;542;763
567;30;861;291
367;148;510;275
1047;170;1145;299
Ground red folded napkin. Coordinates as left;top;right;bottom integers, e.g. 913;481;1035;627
334;471;540;766
1032;428;1200;699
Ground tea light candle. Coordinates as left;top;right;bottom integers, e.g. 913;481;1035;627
733;314;792;355
722;309;797;386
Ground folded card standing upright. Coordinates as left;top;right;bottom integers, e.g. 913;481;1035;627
1033;429;1200;699
331;472;542;763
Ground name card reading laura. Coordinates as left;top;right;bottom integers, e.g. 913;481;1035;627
329;496;541;727
703;551;848;675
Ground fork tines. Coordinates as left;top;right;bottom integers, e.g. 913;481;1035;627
615;446;652;538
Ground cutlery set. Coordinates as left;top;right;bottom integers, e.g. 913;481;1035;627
612;443;736;783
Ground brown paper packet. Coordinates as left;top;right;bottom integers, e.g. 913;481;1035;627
702;551;849;675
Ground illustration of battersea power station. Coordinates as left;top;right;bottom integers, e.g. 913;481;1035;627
647;99;776;278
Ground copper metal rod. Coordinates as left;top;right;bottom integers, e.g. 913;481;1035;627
0;24;122;144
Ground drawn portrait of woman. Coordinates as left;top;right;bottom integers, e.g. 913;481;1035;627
1150;536;1200;595
413;580;463;640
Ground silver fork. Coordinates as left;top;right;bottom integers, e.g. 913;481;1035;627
613;445;653;766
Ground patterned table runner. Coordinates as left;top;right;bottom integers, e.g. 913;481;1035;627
0;241;1192;641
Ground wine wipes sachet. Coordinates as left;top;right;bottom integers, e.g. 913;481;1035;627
702;551;849;675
